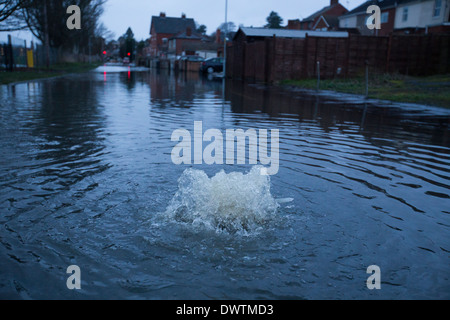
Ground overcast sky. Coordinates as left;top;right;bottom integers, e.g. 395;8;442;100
0;0;368;44
101;0;368;40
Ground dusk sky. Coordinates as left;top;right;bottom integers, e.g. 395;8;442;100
101;0;368;40
0;0;368;43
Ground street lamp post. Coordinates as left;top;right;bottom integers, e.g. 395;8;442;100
223;0;228;78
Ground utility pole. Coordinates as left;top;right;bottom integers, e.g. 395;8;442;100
44;0;50;69
88;37;92;64
223;0;228;78
7;35;14;72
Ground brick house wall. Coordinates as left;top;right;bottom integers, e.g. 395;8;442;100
174;38;202;56
150;31;173;56
314;18;329;30
379;8;397;36
300;1;348;30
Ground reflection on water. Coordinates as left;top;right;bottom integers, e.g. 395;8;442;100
0;69;449;300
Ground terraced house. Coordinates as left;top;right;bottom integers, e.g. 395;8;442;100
338;0;450;35
287;0;348;31
149;12;197;57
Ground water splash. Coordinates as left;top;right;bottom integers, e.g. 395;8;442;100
164;166;280;235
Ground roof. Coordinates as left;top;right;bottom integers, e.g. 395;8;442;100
342;0;412;17
323;15;340;28
313;15;341;29
303;2;346;22
170;30;203;40
150;16;196;35
235;27;349;39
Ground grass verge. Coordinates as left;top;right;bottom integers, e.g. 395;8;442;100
0;62;101;85
282;73;450;109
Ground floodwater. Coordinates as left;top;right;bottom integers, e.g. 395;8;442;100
0;67;449;300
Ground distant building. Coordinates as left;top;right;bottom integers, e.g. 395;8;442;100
394;0;450;34
286;19;301;30
339;0;450;35
339;0;402;36
295;0;348;31
168;27;204;56
233;27;349;43
149;13;196;57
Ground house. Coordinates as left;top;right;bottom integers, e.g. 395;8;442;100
168;27;204;56
233;27;349;43
394;0;450;34
339;0;450;35
339;0;398;36
286;19;301;30
167;28;224;59
149;12;196;57
296;0;348;31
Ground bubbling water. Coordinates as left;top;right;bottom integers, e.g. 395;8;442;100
164;166;280;235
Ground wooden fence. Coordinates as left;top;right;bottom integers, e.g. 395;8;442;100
226;33;450;82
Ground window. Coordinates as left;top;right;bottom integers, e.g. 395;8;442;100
402;7;409;22
434;0;442;17
381;12;389;24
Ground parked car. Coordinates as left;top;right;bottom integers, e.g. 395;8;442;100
179;55;204;62
186;56;205;62
200;57;224;74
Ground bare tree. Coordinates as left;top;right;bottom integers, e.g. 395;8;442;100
22;0;106;52
0;0;29;31
0;0;22;21
96;22;115;42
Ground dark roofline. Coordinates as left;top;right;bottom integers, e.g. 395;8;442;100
150;15;196;35
303;4;336;21
170;30;203;40
303;2;348;22
341;0;414;17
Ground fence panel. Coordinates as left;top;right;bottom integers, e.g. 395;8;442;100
227;33;450;83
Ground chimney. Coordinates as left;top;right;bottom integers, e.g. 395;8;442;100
181;13;186;19
186;27;192;37
330;0;338;5
160;12;166;17
287;19;301;30
215;29;221;43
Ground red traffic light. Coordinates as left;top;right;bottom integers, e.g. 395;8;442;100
103;51;107;55
127;52;131;56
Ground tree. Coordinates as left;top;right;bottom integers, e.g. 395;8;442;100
0;0;29;31
265;11;283;29
22;0;106;53
217;21;236;40
119;27;135;60
96;22;115;42
0;0;23;22
136;39;146;57
196;24;207;35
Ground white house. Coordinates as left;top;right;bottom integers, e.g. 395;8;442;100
395;0;450;32
339;0;450;35
338;0;399;36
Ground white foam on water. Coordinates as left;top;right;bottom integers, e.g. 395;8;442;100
163;166;280;235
